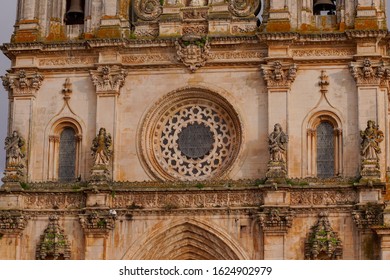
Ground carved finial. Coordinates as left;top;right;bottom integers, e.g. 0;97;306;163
62;78;72;100
319;70;330;94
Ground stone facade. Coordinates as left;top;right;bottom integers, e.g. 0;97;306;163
0;0;390;259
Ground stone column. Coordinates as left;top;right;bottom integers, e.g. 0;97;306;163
1;70;44;184
349;57;390;182
79;193;116;259
90;64;127;181
14;0;40;42
256;189;293;259
260;46;298;179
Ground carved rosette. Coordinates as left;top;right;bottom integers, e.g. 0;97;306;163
1;70;44;97
228;0;260;17
134;0;162;21
256;208;294;233
352;204;384;231
90;65;127;95
304;212;342;260
36;215;71;260
261;61;298;89
0;211;30;235
349;58;390;87
79;211;116;236
175;36;211;72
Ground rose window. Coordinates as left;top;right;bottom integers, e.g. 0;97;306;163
140;88;242;181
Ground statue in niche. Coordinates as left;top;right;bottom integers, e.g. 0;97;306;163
360;120;383;161
5;130;26;168
268;123;288;163
91;128;112;166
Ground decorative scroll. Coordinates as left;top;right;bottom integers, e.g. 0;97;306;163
228;0;260;17
134;0;162;21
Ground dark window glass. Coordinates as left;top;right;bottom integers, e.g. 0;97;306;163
58;128;76;182
316;122;334;178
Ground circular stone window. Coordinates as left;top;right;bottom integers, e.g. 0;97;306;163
139;87;242;181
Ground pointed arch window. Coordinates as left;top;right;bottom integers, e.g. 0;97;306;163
307;114;342;178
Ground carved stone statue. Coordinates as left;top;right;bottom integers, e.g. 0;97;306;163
5;131;25;168
91;128;112;166
266;124;288;182
360;120;383;161
268;123;288;163
360;120;384;182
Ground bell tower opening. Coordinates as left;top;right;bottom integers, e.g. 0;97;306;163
65;0;85;25
313;0;336;15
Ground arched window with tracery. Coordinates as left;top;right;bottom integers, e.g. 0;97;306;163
307;114;342;178
47;120;82;182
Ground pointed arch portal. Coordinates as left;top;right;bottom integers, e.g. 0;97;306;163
122;219;249;260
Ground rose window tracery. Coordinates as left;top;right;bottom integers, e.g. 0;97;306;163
140;88;242;181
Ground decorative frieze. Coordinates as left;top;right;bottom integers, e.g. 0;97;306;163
0;211;30;235
90;65;127;95
304;212;343;260
39;57;97;67
24;193;86;210
291;190;358;206
1;70;44;97
292;48;355;57
36;215;71;260
261;61;298;88
175;36;211;72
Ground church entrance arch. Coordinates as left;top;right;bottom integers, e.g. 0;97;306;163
121;218;249;260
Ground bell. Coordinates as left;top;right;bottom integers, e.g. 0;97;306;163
66;0;84;25
313;0;336;11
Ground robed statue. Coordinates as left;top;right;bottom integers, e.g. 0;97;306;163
91;128;112;166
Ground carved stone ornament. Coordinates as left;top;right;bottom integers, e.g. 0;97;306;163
228;0;260;17
1;70;44;97
266;124;288;181
319;70;330;94
2;131;26;183
62;78;72;100
90;65;127;94
79;211;116;236
349;58;390;87
36;215;71;260
175;36;211;72
304;212;342;260
360;120;384;181
256;208;294;232
133;0;162;21
352;204;384;230
0;211;30;235
90;128;112;182
261;61;298;88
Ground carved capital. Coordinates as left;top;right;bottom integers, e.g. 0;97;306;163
90;65;127;95
0;211;30;235
79;211;116;236
261;61;298;89
1;70;44;97
304;212;342;260
349;59;390;87
175;36;211;72
352;204;384;231
256;207;294;233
